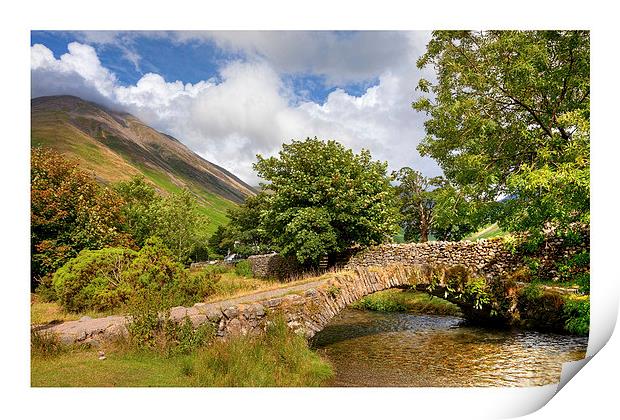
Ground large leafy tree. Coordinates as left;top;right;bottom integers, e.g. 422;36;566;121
395;167;477;242
394;168;443;242
31;148;130;286
253;138;400;265
414;31;590;236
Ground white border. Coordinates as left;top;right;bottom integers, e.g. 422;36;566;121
3;1;618;419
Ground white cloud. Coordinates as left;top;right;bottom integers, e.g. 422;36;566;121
30;33;440;185
172;31;417;85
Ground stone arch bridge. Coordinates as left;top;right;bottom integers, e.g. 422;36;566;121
42;235;587;345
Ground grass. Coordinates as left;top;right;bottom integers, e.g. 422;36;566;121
465;223;505;241
350;289;462;316
31;318;333;387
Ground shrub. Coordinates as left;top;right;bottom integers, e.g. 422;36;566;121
52;247;137;312
122;237;187;292
126;288;171;350
178;269;221;303
51;238;203;312
165;318;214;356
127;289;214;353
234;260;253;277
563;297;590;336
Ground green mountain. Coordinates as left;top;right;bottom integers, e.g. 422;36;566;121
31;95;255;234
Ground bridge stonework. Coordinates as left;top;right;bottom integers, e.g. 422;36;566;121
41;233;588;345
214;264;486;339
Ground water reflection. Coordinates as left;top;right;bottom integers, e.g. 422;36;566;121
311;309;587;387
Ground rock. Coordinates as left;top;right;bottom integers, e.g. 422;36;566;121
170;306;188;321
205;307;223;322
189;314;208;327
223;306;239;319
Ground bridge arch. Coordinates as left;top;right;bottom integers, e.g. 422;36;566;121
216;263;517;339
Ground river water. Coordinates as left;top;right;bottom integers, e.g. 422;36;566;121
310;308;588;387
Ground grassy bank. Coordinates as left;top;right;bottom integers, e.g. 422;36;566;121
31;319;333;387
350;289;462;316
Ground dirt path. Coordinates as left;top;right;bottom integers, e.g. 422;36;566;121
203;278;327;310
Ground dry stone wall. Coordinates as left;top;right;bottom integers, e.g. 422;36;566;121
345;234;589;280
247;253;302;280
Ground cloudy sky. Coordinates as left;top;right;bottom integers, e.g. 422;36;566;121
31;31;439;184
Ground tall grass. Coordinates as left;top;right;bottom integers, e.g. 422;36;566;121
190;318;333;386
31;317;333;387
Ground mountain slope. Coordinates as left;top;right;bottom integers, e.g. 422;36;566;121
31;95;255;233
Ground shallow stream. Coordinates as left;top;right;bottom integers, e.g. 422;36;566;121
311;309;587;387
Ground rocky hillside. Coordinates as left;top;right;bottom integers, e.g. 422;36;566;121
31;95;255;231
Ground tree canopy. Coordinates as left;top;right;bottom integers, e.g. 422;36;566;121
253;138;400;264
414;30;590;236
395;167;477;242
114;177;210;263
31;148;130;284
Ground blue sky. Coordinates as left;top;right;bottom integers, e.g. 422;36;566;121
31;31;382;104
30;30;438;183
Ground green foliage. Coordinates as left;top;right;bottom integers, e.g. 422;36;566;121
352;292;407;312
414;31;590;237
253;138;400;264
126;287;214;354
395;168;477;242
51;238;215;312
234;260;253;277
150;189;210;264
556;251;589;283
180;267;222;301
192;317;333;386
32;317;333;387
126;284;214;354
164;318;214;356
114;176;158;246
52;247;137;312
31;148;131;286
209;193;273;257
326;285;341;298
115;176;211;263
464;277;491;310
563;297;590;336
351;289;462;315
126;288;169;349
517;285;568;332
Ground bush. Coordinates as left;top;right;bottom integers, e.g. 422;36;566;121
51;238;204;312
31;148;130;286
234;260;253;277
52;247;137;312
126;288;168;349
179;269;221;303
563;297;590;336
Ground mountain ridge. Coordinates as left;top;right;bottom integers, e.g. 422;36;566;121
31;95;255;232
